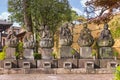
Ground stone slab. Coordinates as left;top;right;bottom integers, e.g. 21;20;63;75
3;59;18;68
80;47;92;59
100;59;117;68
58;59;78;68
60;46;79;59
78;59;100;68
23;49;34;60
6;47;16;59
40;48;53;60
99;47;113;59
18;59;36;68
37;60;58;68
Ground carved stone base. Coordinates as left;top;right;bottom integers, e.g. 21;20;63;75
80;47;92;59
6;47;16;59
23;49;34;60
60;46;79;59
40;48;53;60
99;47;113;59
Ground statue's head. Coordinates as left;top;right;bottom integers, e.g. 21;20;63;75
44;25;49;30
63;23;69;28
83;23;87;28
104;23;109;30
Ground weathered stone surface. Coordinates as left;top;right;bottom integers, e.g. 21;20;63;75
23;62;31;69
6;47;16;59
18;59;36;68
59;23;73;46
4;61;12;69
107;61;118;69
39;25;54;48
60;46;79;59
23;32;35;49
3;59;18;68
0;60;4;68
23;49;34;60
97;23;114;47
78;23;94;47
43;62;51;69
40;48;53;60
78;59;100;68
99;47;113;59
80;47;92;59
85;62;94;69
6;28;18;47
63;62;72;69
100;59;116;68
37;60;58;68
58;59;78;68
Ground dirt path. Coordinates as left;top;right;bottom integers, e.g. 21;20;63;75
0;74;114;80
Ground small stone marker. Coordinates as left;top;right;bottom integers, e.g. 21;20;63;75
85;62;94;69
23;62;30;69
4;61;12;69
80;47;92;58
43;62;51;69
107;62;117;69
63;62;72;69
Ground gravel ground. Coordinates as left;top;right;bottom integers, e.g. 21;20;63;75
0;74;114;80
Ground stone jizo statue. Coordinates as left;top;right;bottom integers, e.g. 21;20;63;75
78;23;94;47
39;25;54;48
97;23;114;47
60;23;73;46
23;32;34;48
6;28;18;47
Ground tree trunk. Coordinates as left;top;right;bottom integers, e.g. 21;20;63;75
23;0;33;32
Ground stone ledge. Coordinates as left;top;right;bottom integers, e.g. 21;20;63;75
0;68;115;74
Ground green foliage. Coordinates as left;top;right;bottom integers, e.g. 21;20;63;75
16;42;23;52
8;0;73;34
15;42;23;59
15;52;20;59
51;52;57;59
110;16;120;38
92;49;96;56
0;46;7;60
114;65;120;80
71;49;76;55
0;51;5;60
33;53;41;60
114;51;119;57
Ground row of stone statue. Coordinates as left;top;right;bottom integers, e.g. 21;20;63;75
59;23;114;47
6;23;114;49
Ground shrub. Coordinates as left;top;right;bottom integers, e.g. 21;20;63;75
114;65;120;80
92;49;96;56
51;52;57;59
0;46;7;60
114;51;119;57
71;49;76;55
33;53;41;60
0;51;5;60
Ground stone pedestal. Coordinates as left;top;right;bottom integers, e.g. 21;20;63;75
23;62;31;69
4;61;12;69
63;62;72;69
80;47;92;59
85;62;94;69
40;48;53;60
60;46;72;58
107;61;118;69
23;49;34;60
99;47;113;59
60;46;79;58
43;62;51;69
6;47;16;59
